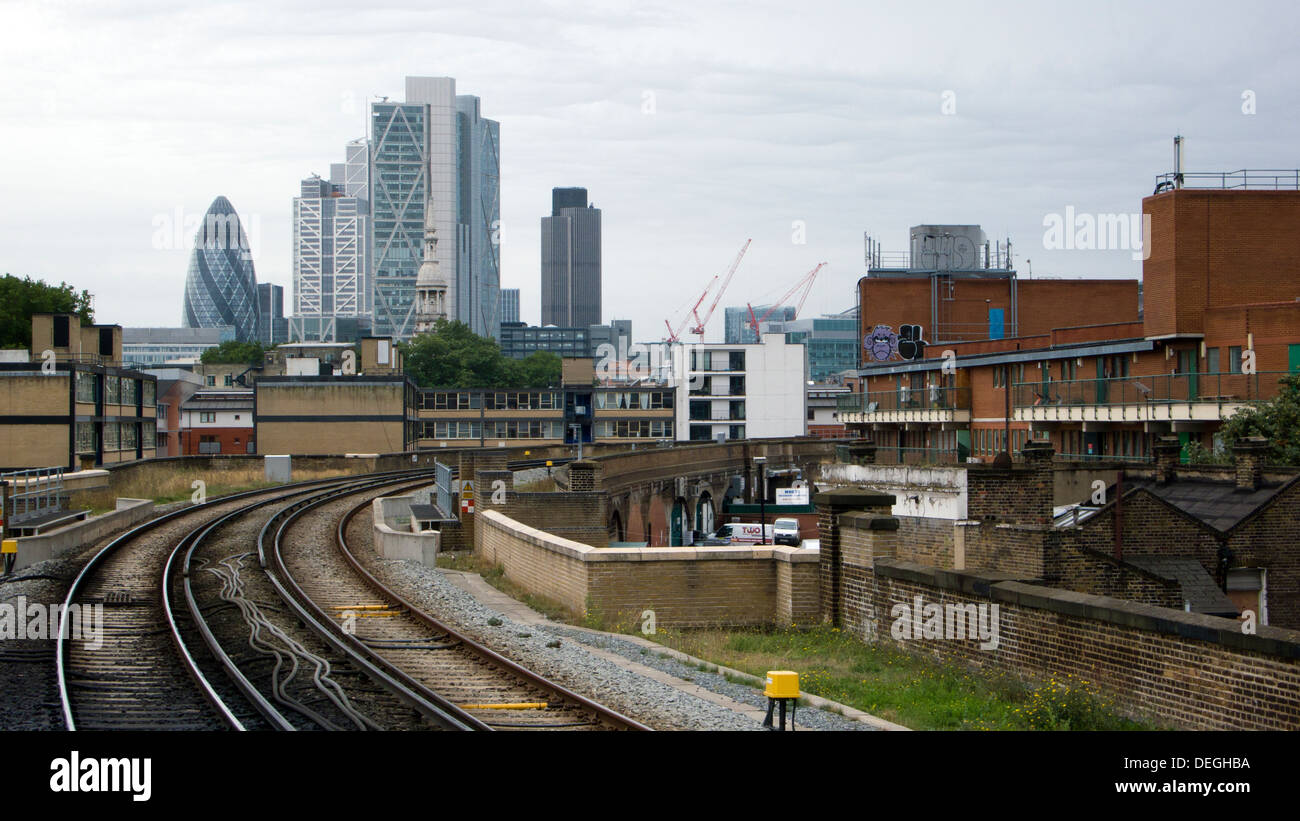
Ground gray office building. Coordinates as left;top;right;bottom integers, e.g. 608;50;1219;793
724;304;796;344
369;77;500;341
500;288;520;324
541;187;601;329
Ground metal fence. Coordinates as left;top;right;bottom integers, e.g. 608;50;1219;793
435;460;454;517
0;467;66;526
837;386;970;414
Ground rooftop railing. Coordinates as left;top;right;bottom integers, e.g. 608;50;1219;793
1154;169;1300;190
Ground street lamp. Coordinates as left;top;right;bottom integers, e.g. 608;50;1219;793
753;456;768;545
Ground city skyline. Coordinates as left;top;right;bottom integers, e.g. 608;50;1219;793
3;2;1299;345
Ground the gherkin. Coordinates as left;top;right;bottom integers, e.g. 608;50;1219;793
182;196;259;342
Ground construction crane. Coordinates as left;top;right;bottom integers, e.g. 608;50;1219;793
745;262;827;338
663;239;752;342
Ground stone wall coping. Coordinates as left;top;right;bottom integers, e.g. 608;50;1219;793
479;510;819;564
875;559;1300;658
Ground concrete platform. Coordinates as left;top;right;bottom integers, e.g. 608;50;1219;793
439;568;909;731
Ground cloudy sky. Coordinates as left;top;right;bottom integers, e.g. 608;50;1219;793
2;0;1297;342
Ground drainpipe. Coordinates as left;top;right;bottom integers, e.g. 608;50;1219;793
1113;469;1124;562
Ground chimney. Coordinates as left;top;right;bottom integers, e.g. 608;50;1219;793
1233;437;1268;492
1153;436;1181;485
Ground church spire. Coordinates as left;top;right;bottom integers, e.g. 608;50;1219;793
415;202;447;333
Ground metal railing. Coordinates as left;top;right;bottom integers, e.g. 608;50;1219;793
1154;169;1300;190
435;460;454;517
0;467;66;525
837;386;971;414
1012;371;1289;409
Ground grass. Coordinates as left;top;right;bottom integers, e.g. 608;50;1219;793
638;624;1157;731
514;477;558;492
76;466;360;512
435;551;575;623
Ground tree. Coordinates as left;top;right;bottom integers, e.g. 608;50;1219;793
505;351;562;388
0;274;94;349
200;339;266;365
1218;374;1300;465
401;320;560;388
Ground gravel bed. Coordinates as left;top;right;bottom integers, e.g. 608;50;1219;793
542;627;877;731
351;527;759;730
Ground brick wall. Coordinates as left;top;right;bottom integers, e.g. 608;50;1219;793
817;484;1300;729
866;561;1300;730
475;510;819;627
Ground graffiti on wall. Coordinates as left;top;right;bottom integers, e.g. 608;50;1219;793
864;324;927;362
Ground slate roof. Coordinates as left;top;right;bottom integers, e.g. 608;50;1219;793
1125;556;1239;617
1122;477;1293;533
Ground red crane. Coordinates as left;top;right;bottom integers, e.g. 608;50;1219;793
663;239;752;342
745;262;827;338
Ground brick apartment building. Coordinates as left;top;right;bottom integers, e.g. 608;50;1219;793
844;174;1300;463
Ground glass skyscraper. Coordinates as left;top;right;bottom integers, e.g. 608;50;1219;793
368;77;500;341
293;167;370;331
182;196;260;343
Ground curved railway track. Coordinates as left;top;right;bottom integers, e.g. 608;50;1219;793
56;475;387;730
55;459;645;731
266;484;648;731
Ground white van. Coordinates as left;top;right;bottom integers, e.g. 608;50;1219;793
773;518;801;546
712;522;775;544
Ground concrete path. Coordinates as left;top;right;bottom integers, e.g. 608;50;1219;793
439;568;909;731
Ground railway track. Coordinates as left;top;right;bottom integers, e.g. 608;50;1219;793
56;475;384;730
270;478;648;731
56;459;644;731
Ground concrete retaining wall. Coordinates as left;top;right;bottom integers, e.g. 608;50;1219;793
14;498;154;570
372;496;440;567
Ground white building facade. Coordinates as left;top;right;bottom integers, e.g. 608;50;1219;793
669;333;807;442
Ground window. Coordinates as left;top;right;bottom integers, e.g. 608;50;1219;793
121;379;138;407
1206;347;1221;374
729;376;745;396
142;380;155;407
105;376;121;404
1228;346;1243;374
206;375;216;386
223;374;233;387
200;412;216;423
103;422;120;450
729;351;745;371
76;371;97;403
76;422;95;454
807;407;816;420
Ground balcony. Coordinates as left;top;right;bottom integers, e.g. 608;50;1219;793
837;386;971;426
1012;371;1287;426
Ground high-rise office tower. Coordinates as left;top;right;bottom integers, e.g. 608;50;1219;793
500;288;520;325
183;196;260;343
541;187;601;328
292;163;370;337
257;283;287;346
369;77;500;341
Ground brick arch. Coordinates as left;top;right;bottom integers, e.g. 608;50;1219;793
608;508;625;542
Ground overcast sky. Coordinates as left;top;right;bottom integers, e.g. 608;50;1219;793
2;0;1297;343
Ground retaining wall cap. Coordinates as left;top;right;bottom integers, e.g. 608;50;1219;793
813;488;896;508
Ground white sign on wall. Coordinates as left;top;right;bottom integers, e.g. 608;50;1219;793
776;487;809;505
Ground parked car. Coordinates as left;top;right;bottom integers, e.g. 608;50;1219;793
773;518;801;546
